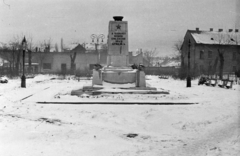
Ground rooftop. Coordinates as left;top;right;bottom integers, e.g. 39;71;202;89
190;29;240;45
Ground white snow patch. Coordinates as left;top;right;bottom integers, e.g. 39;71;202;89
0;75;239;156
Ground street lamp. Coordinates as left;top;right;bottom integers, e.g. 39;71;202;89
90;34;105;63
187;40;191;87
21;36;27;88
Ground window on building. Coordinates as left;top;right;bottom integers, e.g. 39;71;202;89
233;66;236;72
43;63;51;70
232;52;236;60
200;50;204;59
208;51;212;59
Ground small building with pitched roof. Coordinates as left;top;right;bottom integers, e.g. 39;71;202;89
181;28;240;76
21;44;145;75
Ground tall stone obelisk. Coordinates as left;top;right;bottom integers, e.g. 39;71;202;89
107;16;129;67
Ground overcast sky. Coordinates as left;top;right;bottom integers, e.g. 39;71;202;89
0;0;238;56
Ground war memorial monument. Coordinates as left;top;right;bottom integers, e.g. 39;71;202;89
92;16;146;88
71;16;162;97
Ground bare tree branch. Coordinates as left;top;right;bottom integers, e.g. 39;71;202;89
142;48;157;67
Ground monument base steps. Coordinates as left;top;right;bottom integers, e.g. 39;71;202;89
71;85;164;96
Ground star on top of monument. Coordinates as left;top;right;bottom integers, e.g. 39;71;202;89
116;24;121;30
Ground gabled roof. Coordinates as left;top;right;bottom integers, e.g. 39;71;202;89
71;44;86;52
189;30;240;46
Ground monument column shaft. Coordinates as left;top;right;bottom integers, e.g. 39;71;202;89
107;20;129;67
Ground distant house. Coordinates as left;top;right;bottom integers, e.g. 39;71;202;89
129;52;145;65
26;44;145;74
70;44;86;53
181;28;240;76
30;44;94;73
0;42;146;75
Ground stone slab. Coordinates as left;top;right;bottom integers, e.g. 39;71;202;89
71;86;164;96
92;69;102;85
102;71;136;84
107;55;128;66
92;90;169;95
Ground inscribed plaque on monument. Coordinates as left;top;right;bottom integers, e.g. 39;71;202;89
108;21;128;56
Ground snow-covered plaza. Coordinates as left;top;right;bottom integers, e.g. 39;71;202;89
0;75;239;156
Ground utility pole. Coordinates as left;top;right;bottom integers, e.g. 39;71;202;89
21;36;27;88
187;40;191;87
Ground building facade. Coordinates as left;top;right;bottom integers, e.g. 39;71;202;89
30;45;144;74
181;28;240;76
1;44;145;75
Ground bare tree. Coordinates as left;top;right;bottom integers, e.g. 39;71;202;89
215;33;230;79
40;38;52;52
142;48;157;67
0;46;14;75
173;40;183;67
211;56;219;75
0;34;35;73
0;37;22;76
8;35;22;75
217;48;224;79
231;33;240;71
70;51;77;74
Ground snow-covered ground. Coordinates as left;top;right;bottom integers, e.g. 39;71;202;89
0;75;239;156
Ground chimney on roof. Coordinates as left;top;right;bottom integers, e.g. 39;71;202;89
235;29;239;33
229;29;233;32
218;29;223;32
210;28;213;31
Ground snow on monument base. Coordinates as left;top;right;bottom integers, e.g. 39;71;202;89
92;67;146;88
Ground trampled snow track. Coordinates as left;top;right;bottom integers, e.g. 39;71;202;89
20;87;50;101
37;101;198;105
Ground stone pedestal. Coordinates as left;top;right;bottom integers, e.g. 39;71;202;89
138;71;146;87
92;69;102;85
107;55;129;67
102;67;136;84
136;71;146;87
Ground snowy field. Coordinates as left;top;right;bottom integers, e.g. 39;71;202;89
0;75;239;156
